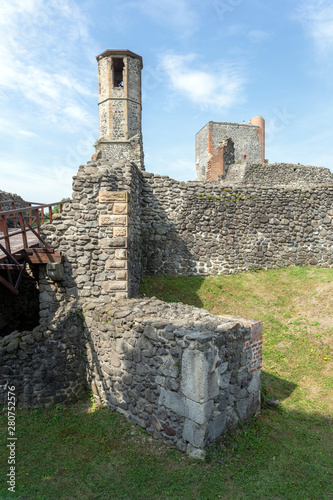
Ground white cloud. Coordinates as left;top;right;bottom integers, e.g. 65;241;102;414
296;0;333;51
0;158;73;203
18;130;38;137
161;53;245;110
0;0;96;131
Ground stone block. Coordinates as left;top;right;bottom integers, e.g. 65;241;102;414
205;412;226;443
160;358;179;378
236;393;260;422
247;370;261;394
219;370;231;389
182;419;205;448
186;444;206;460
99;191;130;203
99;214;113;226
113;203;130;215
181;348;219;403
99;214;129;227
115;249;127;259
116;270;128;280
113;227;129;238
105;260;127;269
158;387;188;417
100;238;127;249
110;351;121;368
186;399;214;425
113;215;129;226
102;281;128;292
114;292;129;300
236;398;250;421
143;325;157;340
46;263;64;281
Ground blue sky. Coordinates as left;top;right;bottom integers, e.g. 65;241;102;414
1;0;333;202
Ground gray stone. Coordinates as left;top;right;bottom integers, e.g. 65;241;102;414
181;348;219;403
186;444;206;460
182;419;205;448
205;412;226;443
46;263;65;281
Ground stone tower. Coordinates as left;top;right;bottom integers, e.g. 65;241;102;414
94;50;144;169
249;116;265;163
195;117;266;181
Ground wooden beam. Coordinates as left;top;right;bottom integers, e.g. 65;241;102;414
0;275;19;294
26;249;62;264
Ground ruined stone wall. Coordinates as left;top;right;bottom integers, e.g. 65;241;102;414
39;159;142;316
0;158;267;457
211;122;261;165
84;297;262;457
96;136;145;171
206;138;234;182
141;172;333;275
196;122;261;181
0;303;86;407
0;190;25;207
225;163;333;186
195;123;209;182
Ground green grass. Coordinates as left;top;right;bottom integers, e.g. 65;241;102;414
1;267;332;499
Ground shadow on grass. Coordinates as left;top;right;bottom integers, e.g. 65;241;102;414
140;275;206;308
3;398;331;500
261;370;298;402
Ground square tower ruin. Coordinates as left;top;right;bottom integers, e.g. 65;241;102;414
195;117;266;181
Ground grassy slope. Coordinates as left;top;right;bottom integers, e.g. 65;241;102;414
0;267;332;499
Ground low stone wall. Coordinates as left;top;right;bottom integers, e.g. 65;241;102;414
0;303;86;407
84;298;262;458
0;190;25;207
141;172;333;275
225;163;333;186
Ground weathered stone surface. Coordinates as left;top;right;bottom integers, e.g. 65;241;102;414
186;444;206;460
99;215;113;226
0;306;86;408
205;412;226;443
102;281;128;292
113;203;130;215
181;348;219;403
80;298;262;458
158;388;188;417
99;191;130;203
182;419;206;448
46;263;64;281
113;227;129;238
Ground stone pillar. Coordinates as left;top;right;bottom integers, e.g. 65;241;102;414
98;190;130;298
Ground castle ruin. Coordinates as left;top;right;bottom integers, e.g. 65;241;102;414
1;49;332;458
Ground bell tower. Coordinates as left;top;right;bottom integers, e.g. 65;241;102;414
95;50;144;168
